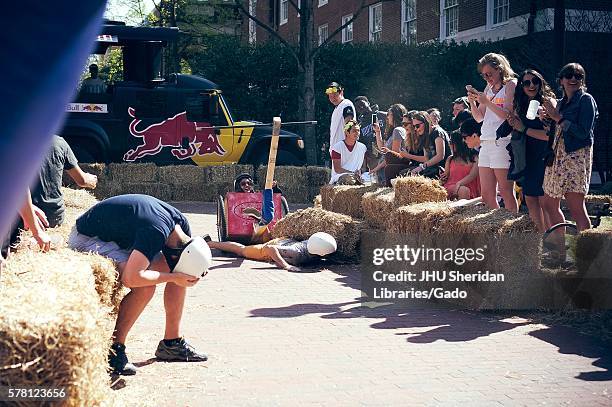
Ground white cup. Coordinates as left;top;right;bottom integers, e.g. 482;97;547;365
526;100;540;120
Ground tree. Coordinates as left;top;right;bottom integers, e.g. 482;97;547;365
233;0;391;165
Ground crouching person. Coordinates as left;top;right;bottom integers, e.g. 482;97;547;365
329;120;367;185
209;232;337;272
68;194;212;376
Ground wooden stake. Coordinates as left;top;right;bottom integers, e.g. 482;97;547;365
265;117;281;189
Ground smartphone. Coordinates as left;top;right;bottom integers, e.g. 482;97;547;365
371;113;378;125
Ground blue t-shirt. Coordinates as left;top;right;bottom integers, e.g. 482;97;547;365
76;194;191;261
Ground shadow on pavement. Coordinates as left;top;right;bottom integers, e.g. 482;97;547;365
530;327;612;381
249;265;611;381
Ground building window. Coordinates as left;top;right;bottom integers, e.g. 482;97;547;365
318;24;329;45
369;3;383;42
248;0;257;44
441;0;458;38
342;14;353;43
280;0;288;25
488;0;509;26
318;0;328;6
401;0;417;45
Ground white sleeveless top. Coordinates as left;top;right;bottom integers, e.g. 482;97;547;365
480;81;513;141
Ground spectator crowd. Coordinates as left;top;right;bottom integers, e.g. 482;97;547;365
325;55;599;237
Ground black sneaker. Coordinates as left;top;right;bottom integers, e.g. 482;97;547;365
109;342;137;376
155;338;208;362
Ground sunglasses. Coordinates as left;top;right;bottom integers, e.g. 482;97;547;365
481;71;496;79
240;180;253;187
522;77;541;88
325;86;339;95
562;72;584;81
413;122;424;129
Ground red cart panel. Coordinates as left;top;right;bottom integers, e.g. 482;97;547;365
225;192;283;241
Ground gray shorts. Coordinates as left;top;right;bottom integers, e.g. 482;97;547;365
67;226;131;263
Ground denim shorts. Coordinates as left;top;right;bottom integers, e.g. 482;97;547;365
67;226;131;263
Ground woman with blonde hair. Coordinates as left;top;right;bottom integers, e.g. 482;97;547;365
467;52;518;211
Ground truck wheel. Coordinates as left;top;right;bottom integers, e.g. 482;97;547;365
217;195;227;242
70;140;102;163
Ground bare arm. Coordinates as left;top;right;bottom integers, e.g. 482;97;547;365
263;246;300;272
424;138;445;167
19;192;50;252
66;167;97;189
468;89;486;122
332;159;358;175
477;81;516;121
458;158;479;185
120;250;199;288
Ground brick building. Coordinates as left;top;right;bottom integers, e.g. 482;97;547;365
242;0;612;45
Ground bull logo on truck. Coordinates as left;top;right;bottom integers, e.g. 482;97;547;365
123;107;226;162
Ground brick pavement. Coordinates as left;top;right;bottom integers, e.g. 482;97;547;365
113;203;612;406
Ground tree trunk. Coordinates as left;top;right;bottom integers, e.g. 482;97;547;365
298;0;318;165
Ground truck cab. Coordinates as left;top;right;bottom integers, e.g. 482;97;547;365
61;21;306;166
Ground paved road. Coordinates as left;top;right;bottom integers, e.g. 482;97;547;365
113;202;611;406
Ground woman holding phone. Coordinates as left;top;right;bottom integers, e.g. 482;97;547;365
370;103;407;183
468;53;518;212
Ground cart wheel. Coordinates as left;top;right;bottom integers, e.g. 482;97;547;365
281;196;289;217
541;222;578;268
217;195;227;242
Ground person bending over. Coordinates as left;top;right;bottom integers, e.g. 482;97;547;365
68;194;212;376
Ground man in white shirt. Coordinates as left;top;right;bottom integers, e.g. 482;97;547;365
330;120;367;185
326;82;355;154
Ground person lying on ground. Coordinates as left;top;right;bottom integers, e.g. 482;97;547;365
68;194;212;376
208;232;337;273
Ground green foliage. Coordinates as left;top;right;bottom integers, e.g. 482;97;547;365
98;47;124;82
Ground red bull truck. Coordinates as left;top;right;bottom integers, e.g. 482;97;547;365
60;21;306;166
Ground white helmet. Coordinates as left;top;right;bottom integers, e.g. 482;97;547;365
173;236;213;278
307;232;337;256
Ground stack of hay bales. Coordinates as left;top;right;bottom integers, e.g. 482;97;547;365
0;249;116;405
393;176;448;206
272;207;364;261
159;165;211;201
257;166;330;204
361;187;396;228
389;202;454;234
571;227;612;308
320;184;379;218
65;163;328;203
106;163;170;200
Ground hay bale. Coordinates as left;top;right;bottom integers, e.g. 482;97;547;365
206;164;253;184
0;249;115;405
159;165;207;184
108;162;158;183
121;182;172;202
320;184;379;218
257;165;310;203
62;187;99;210
63;163;108;188
271;207;363;261
171;183;218;202
393;176;448;206
307;166;331;201
575;228;612;276
389;202;453;234
585;194;612;205
437;205;537;235
362;188;396;228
